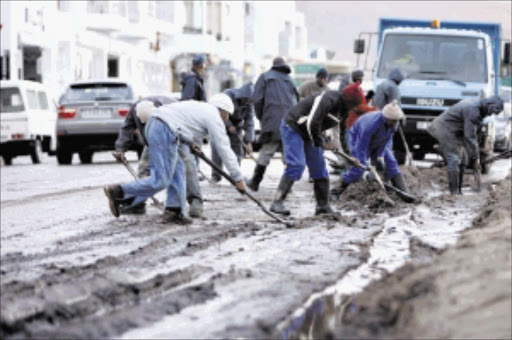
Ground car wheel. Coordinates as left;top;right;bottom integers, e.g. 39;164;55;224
79;151;93;164
57;148;73;165
2;155;13;166
30;140;43;164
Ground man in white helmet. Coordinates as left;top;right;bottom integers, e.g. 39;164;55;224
104;93;246;224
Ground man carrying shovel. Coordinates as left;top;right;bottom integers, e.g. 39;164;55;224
104;94;246;224
330;100;409;197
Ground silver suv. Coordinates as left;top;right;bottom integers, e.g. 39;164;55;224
56;79;137;164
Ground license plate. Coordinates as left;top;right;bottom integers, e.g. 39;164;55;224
417;121;430;130
81;108;112;119
416;98;444;106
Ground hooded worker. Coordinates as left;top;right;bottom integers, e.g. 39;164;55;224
331;100;408;196
104;93;246;224
180;54;207;102
247;57;299;192
268;87;362;216
211;82;255;182
427;95;504;195
343;84;377;145
373;68;406;110
298;68;329;99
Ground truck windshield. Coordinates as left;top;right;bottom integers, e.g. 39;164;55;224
377;34;487;83
0;87;25;113
60;83;133;104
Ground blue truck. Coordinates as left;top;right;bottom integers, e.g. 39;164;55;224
355;18;511;170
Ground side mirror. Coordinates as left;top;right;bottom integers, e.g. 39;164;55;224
354;39;365;54
503;42;511;65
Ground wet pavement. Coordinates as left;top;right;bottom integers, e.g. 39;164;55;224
1;150;510;339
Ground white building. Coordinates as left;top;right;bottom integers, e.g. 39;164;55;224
0;0;308;99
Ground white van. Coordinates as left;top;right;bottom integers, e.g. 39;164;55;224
0;80;57;165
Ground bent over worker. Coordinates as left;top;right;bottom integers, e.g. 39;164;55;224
269;89;360;216
427;95;504;195
331;100;408;195
104;94;246;224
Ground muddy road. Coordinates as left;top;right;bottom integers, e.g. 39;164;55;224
1;151;510;339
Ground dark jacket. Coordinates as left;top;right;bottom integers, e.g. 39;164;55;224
285;90;346;147
428;96;504;160
180;71;206;102
253;65;299;143
224;82;255;143
373;68;406;110
115;95;176;151
298;79;327;99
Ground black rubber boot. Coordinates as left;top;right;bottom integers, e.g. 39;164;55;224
391;173;407;192
269;176;294;215
120;202;146;215
458;164;465;194
330;179;349;196
448;171;460;195
246;164;266;192
104;184;124;218
314;178;335;215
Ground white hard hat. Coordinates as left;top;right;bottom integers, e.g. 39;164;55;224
136;100;156;123
209;93;234;115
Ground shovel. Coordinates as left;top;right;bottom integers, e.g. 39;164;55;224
232;133;258;162
190;148;293;227
333;149;417;203
398;125;419;175
112;153;164;211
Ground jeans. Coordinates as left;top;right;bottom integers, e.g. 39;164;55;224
178;143;203;203
281;120;328;181
211;127;244;178
137;146;150;178
121;117;186;216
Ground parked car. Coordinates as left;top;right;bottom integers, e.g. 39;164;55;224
0;80;57;165
56;79;137;164
494;86;511;151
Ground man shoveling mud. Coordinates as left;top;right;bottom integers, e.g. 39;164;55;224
268;85;362;216
427;95;504;195
331;100;409;196
104;94;246;224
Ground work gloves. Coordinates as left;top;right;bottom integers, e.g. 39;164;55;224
363;170;376;183
113;150;126;163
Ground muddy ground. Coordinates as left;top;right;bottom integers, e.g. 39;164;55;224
1;152;510;339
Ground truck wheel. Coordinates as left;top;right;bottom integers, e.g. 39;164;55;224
480;153;491;174
30;140;43;164
412;151;426;160
394;150;406;165
79;151;93;164
57;148;73;165
2;155;13;166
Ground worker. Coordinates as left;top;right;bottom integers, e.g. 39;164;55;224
104;94;246;224
427;95;504;195
373;68;406;110
268;87;362;216
211;82;255;182
246;57;299;192
344;84;378;147
331;100;408;196
298;68;329;99
180;54;207;102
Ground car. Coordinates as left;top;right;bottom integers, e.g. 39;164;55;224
1;80;57;165
56;79;138;164
494;86;511;151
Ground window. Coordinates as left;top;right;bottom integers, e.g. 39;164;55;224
0;88;25;113
108;56;119;78
60;83;133;104
295;27;302;50
37;91;49;110
26;90;39;109
245;2;250;16
184;1;194;28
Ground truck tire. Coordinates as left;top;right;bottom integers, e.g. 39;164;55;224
412;151;426;160
394;150;406;165
30;140;43;164
480;152;491;175
79;151;93;164
57;148;73;165
2;155;13;166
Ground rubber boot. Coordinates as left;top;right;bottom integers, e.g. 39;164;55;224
330;179;349;196
269;176;294;215
458;164;465;194
160;208;193;225
314;178;335;215
246;164;266;192
391;173;407;192
120;202;146;215
189;198;203;218
448;171;460;195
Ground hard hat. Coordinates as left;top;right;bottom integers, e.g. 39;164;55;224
209;93;234;115
136;100;156;123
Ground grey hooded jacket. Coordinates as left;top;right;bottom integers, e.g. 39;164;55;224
373;68;406;110
252;64;299;143
224;82;255;143
428;96;504;160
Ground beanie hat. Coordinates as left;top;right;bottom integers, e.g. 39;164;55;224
342;84;364;108
192;54;206;66
351;69;364;82
316;68;328;79
136;100;156;124
209;93;234;115
272;56;287;67
382;99;404;120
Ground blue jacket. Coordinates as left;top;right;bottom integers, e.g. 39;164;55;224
343;111;399;183
224;82;255;143
252;65;299;143
180;71;206;102
373;68;406;110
